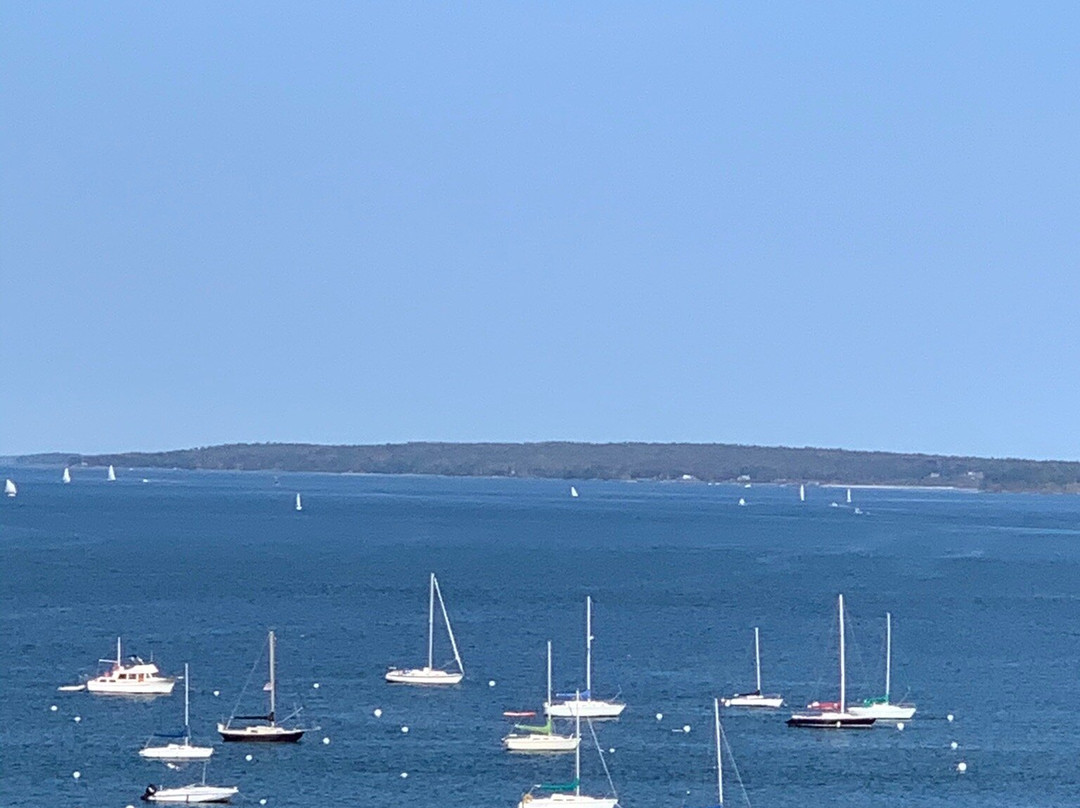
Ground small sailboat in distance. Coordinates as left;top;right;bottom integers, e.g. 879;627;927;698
722;627;783;708
799;483;805;502
386;573;465;685
140;663;213;760
4;479;16;498
570;486;579;498
63;467;72;484
846;487;852;504
108;464;117;482
294;493;302;511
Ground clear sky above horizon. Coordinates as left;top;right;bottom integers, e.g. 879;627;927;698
3;3;1080;459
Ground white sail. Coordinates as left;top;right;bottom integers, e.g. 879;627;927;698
295;493;302;511
63;467;71;484
107;465;117;481
570;486;579;498
4;479;16;497
799;483;805;502
846;487;852;504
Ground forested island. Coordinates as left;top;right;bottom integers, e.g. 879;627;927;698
15;441;1080;493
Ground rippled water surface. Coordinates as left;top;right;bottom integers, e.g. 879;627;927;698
2;467;1080;807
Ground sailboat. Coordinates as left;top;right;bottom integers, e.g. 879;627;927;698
546;596;625;719
846;487;852;504
140;763;237;804
503;641;579;753
86;637;176;695
517;693;618;808
721;627;783;708
140;663;214;760
386;573;464;685
4;479;16;497
849;612;916;721
570;486;579;498
799;483;805;502
294;493;302;511
63;467;72;484
218;630;310;742
786;595;875;729
108;465;117;481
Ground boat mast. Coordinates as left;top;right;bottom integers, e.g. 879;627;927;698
885;611;892;703
714;697;723;807
434;575;464;674
184;662;190;736
117;636;122;666
574;691;581;797
585;596;592;696
754;627;762;693
427;573;435;670
546;640;553;711
268;630;276;725
838;594;846;713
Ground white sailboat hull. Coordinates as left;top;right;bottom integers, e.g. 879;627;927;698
88;678;175;695
139;743;214;760
142;784;237;803
545;699;625;719
503;733;579;753
385;666;462;685
721;694;783;709
518;795;616;808
848;702;916;720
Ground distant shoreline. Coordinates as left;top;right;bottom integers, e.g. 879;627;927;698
14;441;1080;494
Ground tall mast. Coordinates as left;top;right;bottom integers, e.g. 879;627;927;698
427;573;435;670
885;612;892;702
714;698;723;807
116;636;122;666
546;640;553;709
585;596;592;696
574;691;581;796
184;662;190;733
754;627;762;693
268;630;276;724
838;595;846;713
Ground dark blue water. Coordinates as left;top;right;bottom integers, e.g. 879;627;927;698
2;468;1079;807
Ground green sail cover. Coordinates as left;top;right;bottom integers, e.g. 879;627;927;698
538;779;579;791
514;718;554;734
862;696;888;706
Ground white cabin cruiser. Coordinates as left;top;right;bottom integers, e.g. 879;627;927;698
87;638;175;695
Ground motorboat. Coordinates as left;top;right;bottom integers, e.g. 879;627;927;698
87;638;175;695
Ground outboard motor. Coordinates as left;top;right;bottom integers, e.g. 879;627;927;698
141;785;157;801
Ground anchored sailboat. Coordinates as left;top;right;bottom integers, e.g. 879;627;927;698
503;641;579;753
140;663;213;759
108;465;117;481
218;630;311;742
849;612;916;721
786;595;875;729
546;596;624;719
517;693;618;808
386;573;464;685
721;627;783;708
4;479;16;497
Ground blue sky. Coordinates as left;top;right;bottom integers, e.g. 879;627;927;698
3;3;1079;458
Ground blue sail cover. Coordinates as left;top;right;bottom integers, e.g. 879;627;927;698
152;730;188;738
554;690;590;699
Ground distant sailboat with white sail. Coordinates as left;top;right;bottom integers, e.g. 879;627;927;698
294;493;302;511
846;487;852;504
386;573;464;685
570;486;579;498
5;479;16;498
108;465;117;482
63;467;72;484
799;483;805;502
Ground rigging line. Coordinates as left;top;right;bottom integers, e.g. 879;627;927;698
586;716;617;801
227;632;270;722
719;720;751;808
